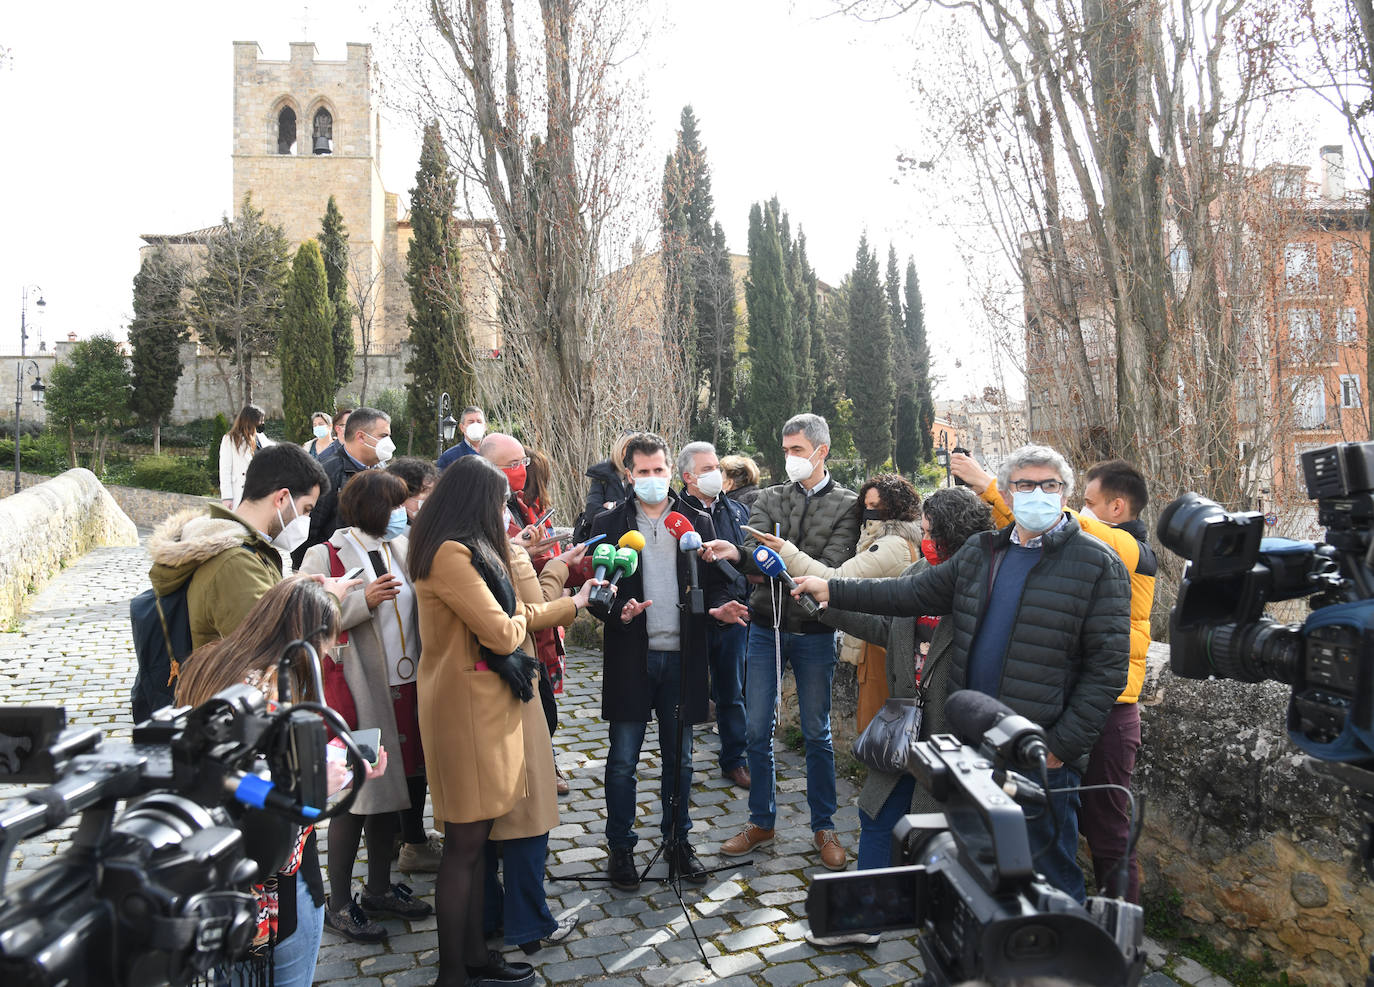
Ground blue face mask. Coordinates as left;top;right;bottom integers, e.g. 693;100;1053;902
1011;489;1064;534
382;506;408;541
313;424;330;439
634;476;670;505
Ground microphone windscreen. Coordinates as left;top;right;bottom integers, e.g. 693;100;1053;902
663;512;694;541
944;689;1017;747
679;530;703;552
752;545;786;578
618;530;647;552
591;543;616;567
614;546;639;575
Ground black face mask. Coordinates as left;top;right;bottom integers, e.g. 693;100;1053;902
862;508;887;522
256;423;266;433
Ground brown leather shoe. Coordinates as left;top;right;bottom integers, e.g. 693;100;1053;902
555;763;570;796
722;765;751;790
720;824;773;856
814;829;847;871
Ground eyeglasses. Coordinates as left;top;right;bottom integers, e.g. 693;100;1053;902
1009;478;1065;494
505;457;531;469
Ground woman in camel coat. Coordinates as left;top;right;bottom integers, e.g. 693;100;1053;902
408;456;594;987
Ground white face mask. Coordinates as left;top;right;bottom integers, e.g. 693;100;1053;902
371;434;396;464
784;450;819;484
273;496;311;552
464;421;486;442
695;469;724;499
1078;504;1099;523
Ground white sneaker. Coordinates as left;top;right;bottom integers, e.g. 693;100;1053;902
804;929;881;947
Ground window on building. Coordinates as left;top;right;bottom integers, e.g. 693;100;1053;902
1341;374;1361;408
1288;308;1323;358
1336;307;1359;344
277;106;297;155
312;108;334;154
1292;376;1327;428
1285;243;1317;293
1332;242;1355;276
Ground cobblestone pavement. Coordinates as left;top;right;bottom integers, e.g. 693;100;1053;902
0;541;1227;986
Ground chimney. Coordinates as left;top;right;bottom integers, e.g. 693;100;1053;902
67;331;77;343
1320;145;1345;199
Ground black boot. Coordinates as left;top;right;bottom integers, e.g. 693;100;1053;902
466;949;534;986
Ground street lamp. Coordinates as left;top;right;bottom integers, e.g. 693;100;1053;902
19;285;45;360
934;431;951;487
437;392;458;459
14;360;45;493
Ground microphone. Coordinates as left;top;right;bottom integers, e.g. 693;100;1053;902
751;546;821;616
944;689;1050;772
618;530;646;552
606;546;639;594
665;510;745;585
590;542;616;582
675;529;706;615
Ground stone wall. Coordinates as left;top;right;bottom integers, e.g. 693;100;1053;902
9;471;217;531
0;470;138;627
1135;644;1373;986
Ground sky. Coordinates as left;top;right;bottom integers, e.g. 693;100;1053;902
0;1;1353;402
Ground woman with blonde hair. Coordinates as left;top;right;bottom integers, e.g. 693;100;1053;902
303;410;336;459
719;454;762;508
176;575;381;987
409;456;596;987
219;404;274;509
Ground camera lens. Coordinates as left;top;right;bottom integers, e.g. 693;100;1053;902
1005;922;1058;959
1207;619;1302;685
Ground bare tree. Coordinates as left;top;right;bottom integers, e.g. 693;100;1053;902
392;0;663;516
348;249;389;403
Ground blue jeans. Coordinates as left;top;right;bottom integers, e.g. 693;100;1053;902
856;774;917;870
708;622;748;772
605;650;693;849
272;869;324;987
1024;765;1086;903
745;625;837;832
483;834;556;946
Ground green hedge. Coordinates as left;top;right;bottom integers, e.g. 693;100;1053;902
0;433;71;475
120;455;215;496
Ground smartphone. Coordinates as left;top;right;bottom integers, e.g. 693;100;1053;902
580;533;609;548
350;727;382;767
549;527;574;541
341;565;365;581
535;507;556;527
741;524;773;541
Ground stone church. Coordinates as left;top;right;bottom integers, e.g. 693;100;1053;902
140;41;499;418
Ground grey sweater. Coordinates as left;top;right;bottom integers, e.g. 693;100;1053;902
636;503;681;652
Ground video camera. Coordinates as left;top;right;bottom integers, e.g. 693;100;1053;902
0;643;370;987
1158;441;1374;767
806;691;1144;986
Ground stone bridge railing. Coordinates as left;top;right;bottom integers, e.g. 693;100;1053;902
0;469;138;626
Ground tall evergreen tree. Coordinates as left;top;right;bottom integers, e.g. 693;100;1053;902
847;234;893;470
784;223;815;412
701;222;738;431
319;196;355;394
128;247;190;455
405;120;474;453
279;240;336;443
744;201;796;479
885;245;905;345
904;258;935;461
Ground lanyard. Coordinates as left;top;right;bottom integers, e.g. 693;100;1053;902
347;530;410;660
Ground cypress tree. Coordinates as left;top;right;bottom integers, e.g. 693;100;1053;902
702;222;737;428
128;247;190;455
744;200;796;479
278;240;336;443
319;196;355;394
847;233;893;471
905;258;935;461
405;120;475;453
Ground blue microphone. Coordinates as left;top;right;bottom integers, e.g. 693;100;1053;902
751;546;822;616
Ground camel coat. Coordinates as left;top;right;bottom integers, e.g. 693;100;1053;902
298;530;419;817
491;551;572;841
416;541;577;825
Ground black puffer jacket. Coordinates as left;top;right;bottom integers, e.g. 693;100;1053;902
827;515;1130;771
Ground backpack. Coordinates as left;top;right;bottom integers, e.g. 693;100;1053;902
129;544;255;722
129;585;193;722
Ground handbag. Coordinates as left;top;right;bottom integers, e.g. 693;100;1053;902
322;543;358;731
852;697;923;774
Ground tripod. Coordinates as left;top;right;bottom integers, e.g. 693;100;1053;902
559;592;752;969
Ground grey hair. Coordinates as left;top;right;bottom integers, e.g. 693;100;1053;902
677;441;716;480
782;413;830;448
998;444;1075;499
